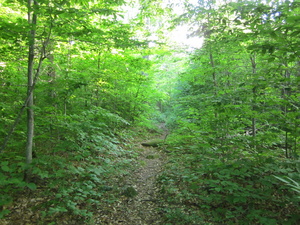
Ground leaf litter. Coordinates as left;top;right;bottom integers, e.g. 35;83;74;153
94;138;167;225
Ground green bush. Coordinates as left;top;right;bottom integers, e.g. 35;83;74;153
158;144;300;224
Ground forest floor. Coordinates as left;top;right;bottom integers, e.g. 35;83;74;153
94;125;168;225
0;125;169;225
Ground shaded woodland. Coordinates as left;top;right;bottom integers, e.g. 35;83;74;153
1;0;300;224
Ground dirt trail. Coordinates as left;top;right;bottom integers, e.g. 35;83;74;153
97;130;167;225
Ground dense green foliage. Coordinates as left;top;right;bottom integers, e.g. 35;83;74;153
157;0;300;224
0;0;162;222
1;0;300;224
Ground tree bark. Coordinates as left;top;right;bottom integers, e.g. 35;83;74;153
24;0;37;182
209;51;217;89
250;54;257;149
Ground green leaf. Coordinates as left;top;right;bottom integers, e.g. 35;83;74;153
0;209;10;219
26;183;37;190
215;187;222;192
1;165;10;172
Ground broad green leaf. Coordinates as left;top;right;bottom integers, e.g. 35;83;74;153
27;183;37;190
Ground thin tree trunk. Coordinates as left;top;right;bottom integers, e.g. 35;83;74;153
1;39;48;153
282;62;291;157
285;131;289;158
209;51;217;89
64;98;67;116
24;0;37;182
209;48;218;119
250;55;257;149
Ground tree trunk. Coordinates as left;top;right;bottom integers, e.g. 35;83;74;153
209;51;217;89
209;47;218;119
282;62;291;157
24;0;37;182
250;55;257;149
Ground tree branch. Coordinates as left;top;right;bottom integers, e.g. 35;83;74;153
0;24;52;153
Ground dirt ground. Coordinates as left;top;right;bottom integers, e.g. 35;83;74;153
97;145;166;225
94;126;168;225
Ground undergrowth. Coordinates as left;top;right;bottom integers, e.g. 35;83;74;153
158;135;300;225
0;108;144;224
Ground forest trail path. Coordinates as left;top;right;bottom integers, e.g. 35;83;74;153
97;125;168;224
